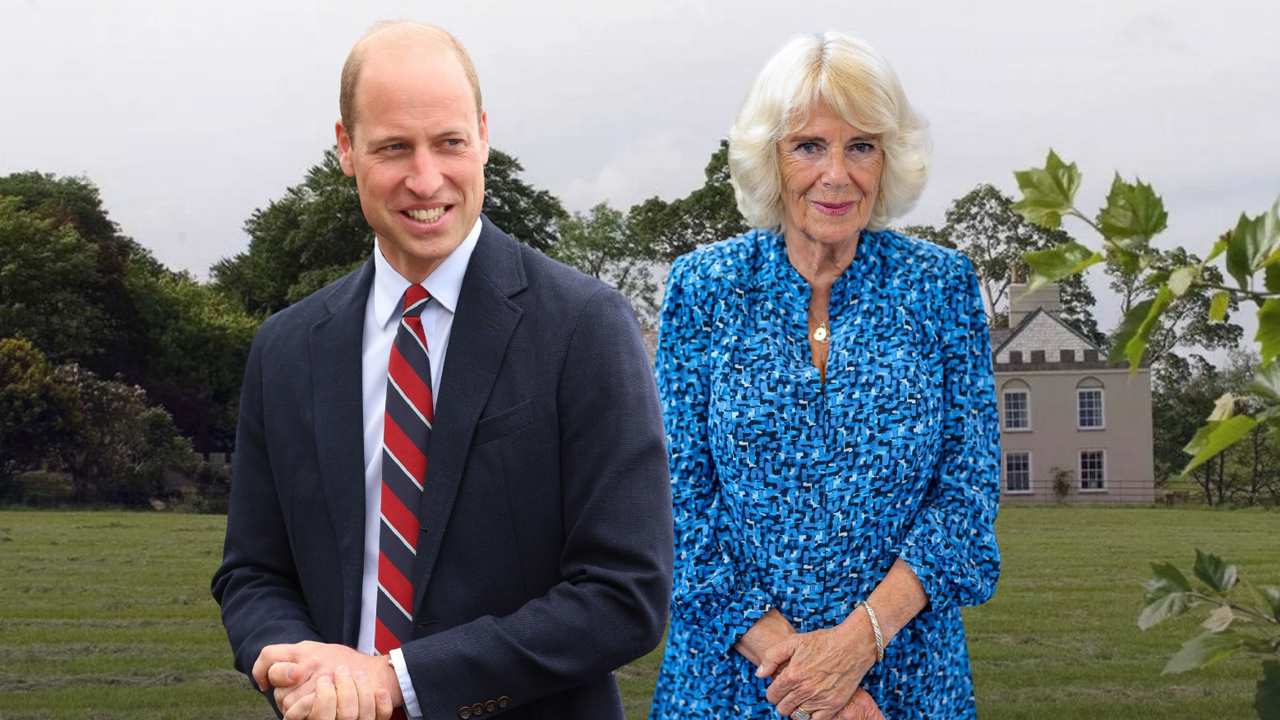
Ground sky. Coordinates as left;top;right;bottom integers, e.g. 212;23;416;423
3;0;1278;336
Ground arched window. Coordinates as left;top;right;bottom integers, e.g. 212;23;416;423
1001;378;1031;431
1076;376;1105;429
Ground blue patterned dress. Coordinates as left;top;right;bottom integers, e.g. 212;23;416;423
648;229;1000;719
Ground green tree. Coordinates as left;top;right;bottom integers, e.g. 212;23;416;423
551;203;659;327
213;149;368;315
0;337;78;484
482;150;569;252
126;268;258;451
0;196;107;362
0;172;161;376
628;140;748;261
1107;247;1244;372
1151;356;1237;503
898;224;955;249
934;184;1105;343
51;363;199;504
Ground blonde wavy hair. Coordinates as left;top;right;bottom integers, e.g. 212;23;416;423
728;32;930;231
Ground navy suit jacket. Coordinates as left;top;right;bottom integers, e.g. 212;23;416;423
212;216;673;719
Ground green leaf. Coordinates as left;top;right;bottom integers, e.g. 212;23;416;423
1124;286;1174;368
1260;300;1280;366
1257;660;1280;720
1209;290;1230;322
1167;266;1197;297
1139;591;1191;631
1012;150;1081;229
1148;562;1193;594
1183;423;1216;457
1226;197;1280;290
1250;364;1280;403
1201;605;1235;632
1098;174;1169;244
1208;393;1237;422
1144;270;1172;288
1138;562;1194;630
1193;549;1239;594
1109;299;1154;365
1181;416;1258;476
1024;242;1103;291
1206;236;1230;264
1257;586;1280;623
1162;630;1242;674
1268;264;1280;294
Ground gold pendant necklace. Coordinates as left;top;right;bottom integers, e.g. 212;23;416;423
811;320;830;343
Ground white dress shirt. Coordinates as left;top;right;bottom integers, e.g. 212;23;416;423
356;218;482;718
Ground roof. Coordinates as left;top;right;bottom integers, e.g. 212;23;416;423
991;307;1103;357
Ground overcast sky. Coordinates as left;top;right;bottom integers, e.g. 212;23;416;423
3;0;1278;335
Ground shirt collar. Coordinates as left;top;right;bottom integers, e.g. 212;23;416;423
371;216;482;328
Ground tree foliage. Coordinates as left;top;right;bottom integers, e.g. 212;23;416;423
1151;352;1279;505
482;150;569;252
919;184;1104;343
126;268;258;450
0;196;107;361
551;203;659;327
212;149;368;315
1013;150;1278;477
50;363;199;504
0;172;161;377
0;337;78;483
1108;247;1244;370
627;140;747;261
1137;550;1280;719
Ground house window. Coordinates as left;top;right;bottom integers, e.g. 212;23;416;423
1005;451;1031;493
1077;377;1105;429
1080;450;1106;490
1002;387;1030;431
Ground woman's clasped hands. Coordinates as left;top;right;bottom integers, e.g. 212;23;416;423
743;609;885;720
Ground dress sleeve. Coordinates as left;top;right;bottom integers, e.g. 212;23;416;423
895;254;1002;611
656;255;776;652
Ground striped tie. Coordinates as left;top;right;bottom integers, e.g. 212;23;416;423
376;283;432;709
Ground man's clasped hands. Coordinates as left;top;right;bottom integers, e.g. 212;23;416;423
252;640;402;720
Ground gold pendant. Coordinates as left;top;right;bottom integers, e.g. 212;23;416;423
812;322;829;343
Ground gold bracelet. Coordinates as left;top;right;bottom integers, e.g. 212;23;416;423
857;601;885;663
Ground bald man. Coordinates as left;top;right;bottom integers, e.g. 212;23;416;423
212;22;672;720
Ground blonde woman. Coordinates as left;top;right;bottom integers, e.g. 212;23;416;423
649;32;1000;720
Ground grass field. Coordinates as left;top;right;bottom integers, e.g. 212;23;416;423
0;507;1274;719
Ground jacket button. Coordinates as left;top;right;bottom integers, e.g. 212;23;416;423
498;696;510;708
485;700;497;712
457;707;471;719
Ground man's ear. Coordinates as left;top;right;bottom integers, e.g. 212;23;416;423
335;120;355;176
478;111;490;166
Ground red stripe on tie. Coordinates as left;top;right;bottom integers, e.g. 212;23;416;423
375;616;400;655
388;344;434;422
404;315;429;348
380;483;419;552
384;413;427;480
378;553;414;613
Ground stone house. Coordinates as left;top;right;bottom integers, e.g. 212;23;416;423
990;283;1155;503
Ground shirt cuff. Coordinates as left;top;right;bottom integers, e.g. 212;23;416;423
389;648;422;719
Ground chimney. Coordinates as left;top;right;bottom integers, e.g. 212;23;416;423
1008;282;1062;328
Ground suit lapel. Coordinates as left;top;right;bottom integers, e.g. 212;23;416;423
412;217;526;614
310;257;376;647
